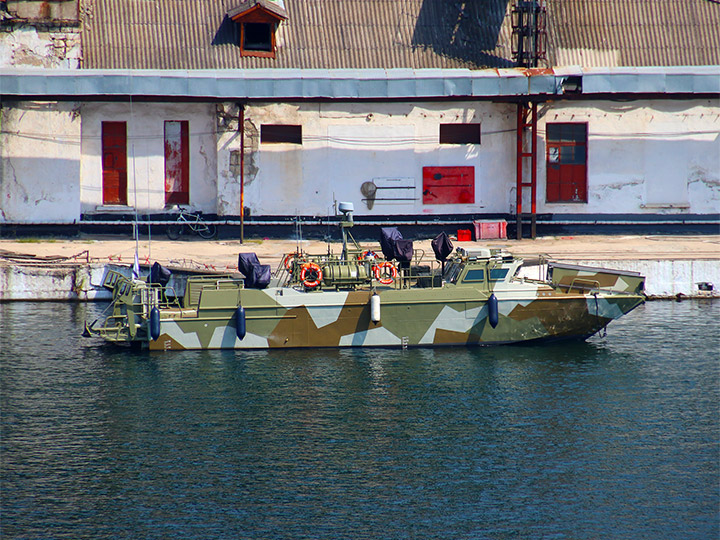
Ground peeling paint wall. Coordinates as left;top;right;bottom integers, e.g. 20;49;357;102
225;101;517;217
223;99;718;218
2;96;718;224
0;100;81;223
0;26;81;69
80;103;218;215
537;99;720;215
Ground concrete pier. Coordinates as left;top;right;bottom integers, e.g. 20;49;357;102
1;234;718;300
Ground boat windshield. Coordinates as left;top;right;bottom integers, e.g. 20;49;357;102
443;260;464;283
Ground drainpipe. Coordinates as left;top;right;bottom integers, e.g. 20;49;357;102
238;103;245;244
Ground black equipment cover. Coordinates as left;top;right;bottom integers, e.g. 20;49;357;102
431;232;454;261
379;227;403;260
149;262;172;286
237;253;271;289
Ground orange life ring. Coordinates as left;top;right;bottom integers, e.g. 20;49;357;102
300;262;323;288
283;252;300;270
358;250;378;261
374;261;397;285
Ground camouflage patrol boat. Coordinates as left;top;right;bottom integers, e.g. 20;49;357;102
85;204;645;351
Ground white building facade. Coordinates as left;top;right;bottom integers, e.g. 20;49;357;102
0;68;718;229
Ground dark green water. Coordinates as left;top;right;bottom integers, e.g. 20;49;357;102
1;300;718;540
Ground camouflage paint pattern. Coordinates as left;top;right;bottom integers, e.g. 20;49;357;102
89;248;645;351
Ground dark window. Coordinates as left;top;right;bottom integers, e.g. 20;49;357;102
440;124;481;144
243;22;272;52
261;125;302;144
546;122;588;203
489;268;509;281
463;269;485;282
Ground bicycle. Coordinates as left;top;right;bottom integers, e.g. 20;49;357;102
166;206;217;239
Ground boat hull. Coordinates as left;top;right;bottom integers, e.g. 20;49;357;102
145;287;644;351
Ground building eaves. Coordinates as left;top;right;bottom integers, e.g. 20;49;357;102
1;67;718;101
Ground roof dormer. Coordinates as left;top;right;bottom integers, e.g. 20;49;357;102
228;0;287;58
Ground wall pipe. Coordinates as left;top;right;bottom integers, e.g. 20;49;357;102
238;103;245;244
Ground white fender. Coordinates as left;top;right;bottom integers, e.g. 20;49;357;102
370;293;381;323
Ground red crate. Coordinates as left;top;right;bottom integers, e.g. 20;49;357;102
473;220;507;240
457;229;472;241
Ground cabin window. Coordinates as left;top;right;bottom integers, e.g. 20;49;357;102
463;269;486;282
101;121;128;205
242;22;272;52
546;122;588;203
489;268;509;281
261;124;302;144
422;166;475;205
439;124;481;144
164;120;190;205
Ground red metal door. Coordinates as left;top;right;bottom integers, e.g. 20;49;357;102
422;166;475;204
101;122;127;205
164;120;190;205
546;123;587;203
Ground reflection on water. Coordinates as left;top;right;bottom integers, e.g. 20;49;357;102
1;301;718;539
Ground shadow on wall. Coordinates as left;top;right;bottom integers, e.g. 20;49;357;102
411;0;514;68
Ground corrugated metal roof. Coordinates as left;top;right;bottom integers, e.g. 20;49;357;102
1;67;717;99
81;0;515;70
79;0;720;71
547;0;720;67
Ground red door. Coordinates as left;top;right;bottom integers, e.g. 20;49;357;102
101;122;127;205
164;120;190;205
546;123;587;203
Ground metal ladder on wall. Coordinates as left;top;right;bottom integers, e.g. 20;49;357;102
516;102;538;239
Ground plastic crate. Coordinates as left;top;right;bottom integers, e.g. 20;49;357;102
473;220;507;240
457;229;472;241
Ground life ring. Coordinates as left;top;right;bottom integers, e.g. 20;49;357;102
374;261;397;285
358;250;378;261
300;262;323;288
282;252;300;270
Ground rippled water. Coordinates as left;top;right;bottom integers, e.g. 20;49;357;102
1;300;718;539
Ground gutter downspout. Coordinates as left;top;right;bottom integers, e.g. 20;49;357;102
238;103;245;244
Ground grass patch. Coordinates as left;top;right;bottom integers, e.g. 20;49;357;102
16;238;57;244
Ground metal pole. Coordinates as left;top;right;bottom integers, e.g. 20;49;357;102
531;101;538;239
516;103;524;240
239;104;245;244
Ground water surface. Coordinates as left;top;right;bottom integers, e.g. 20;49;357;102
1;300;718;539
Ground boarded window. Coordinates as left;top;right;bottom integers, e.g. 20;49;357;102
546;123;588;203
439;124;481;144
164;120;190;205
422;166;475;205
261;125;302;144
101;121;127;205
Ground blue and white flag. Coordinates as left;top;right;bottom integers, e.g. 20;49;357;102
133;250;141;279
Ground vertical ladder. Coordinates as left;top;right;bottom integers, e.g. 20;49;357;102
516;102;538;239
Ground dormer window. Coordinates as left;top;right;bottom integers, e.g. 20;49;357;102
228;0;288;58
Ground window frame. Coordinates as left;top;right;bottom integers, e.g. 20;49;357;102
240;21;276;57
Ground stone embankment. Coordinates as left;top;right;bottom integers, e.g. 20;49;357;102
1;234;718;300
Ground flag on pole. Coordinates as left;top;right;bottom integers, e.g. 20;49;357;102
133;250;141;279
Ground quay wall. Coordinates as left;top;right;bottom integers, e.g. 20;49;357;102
1;260;719;301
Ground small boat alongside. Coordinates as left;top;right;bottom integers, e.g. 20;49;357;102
84;204;645;351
